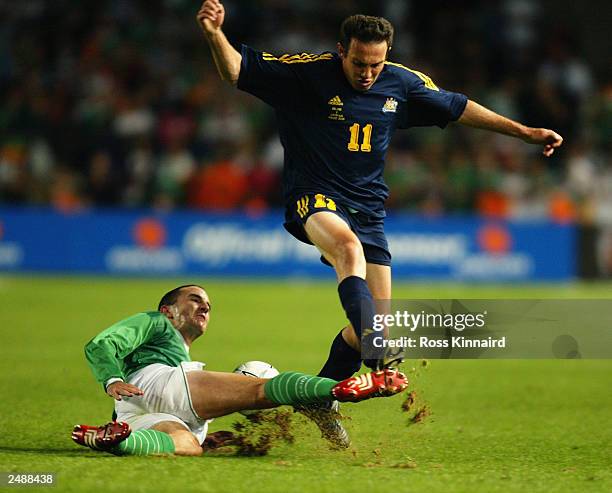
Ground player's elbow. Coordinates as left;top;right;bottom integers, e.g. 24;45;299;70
223;56;242;86
83;340;95;359
221;64;241;86
222;73;239;86
83;338;114;365
83;341;102;368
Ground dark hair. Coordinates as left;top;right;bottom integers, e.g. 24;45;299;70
157;284;204;311
339;14;394;52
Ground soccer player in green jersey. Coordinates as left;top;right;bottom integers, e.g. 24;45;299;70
72;284;409;456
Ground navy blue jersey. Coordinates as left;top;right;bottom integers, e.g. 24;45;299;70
237;45;467;217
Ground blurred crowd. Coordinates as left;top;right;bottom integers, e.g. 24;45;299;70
1;0;610;223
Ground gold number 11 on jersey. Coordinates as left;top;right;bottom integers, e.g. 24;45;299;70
347;123;373;152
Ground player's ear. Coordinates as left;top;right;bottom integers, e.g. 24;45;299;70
160;305;173;319
337;42;345;58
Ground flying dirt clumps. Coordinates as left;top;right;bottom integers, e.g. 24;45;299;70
231;409;295;456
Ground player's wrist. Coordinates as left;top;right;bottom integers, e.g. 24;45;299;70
105;377;124;390
516;124;533;141
204;28;223;42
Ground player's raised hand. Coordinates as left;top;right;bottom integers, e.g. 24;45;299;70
106;381;144;401
197;0;225;36
522;127;564;157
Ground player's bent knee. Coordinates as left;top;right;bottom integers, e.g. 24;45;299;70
335;238;365;267
170;430;203;456
255;379;274;406
151;421;202;456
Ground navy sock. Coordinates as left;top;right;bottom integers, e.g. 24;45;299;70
318;330;362;380
337;276;375;339
337;276;381;366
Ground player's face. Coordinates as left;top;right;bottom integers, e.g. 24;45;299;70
338;39;388;92
168;286;212;339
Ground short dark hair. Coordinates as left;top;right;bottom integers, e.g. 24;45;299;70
339;14;394;52
157;284;204;311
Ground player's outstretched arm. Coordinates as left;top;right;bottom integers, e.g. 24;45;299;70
196;0;242;85
458;99;563;157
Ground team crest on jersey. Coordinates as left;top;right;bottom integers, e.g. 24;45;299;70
382;97;398;113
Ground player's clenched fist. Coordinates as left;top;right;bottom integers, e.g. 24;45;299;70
197;0;225;35
521;128;564;157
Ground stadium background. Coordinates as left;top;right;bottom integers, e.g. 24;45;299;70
0;0;610;280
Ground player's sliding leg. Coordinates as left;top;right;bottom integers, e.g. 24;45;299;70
186;369;408;419
186;370;336;419
265;368;408;405
186;370;337;419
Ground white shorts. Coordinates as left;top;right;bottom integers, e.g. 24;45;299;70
115;362;211;443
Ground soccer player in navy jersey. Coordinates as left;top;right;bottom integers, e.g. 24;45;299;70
197;0;563;446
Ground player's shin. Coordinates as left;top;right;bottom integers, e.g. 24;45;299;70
264;372;338;406
337;276;382;367
318;329;362;380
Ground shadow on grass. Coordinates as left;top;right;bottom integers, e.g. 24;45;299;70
0;446;93;457
0;445;274;460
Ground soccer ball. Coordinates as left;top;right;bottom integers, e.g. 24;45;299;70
234;360;279;379
234;361;279;416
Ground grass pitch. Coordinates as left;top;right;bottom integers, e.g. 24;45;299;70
0;276;610;492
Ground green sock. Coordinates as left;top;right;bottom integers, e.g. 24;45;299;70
264;372;338;406
113;429;176;456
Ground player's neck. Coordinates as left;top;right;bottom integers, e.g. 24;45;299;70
177;327;202;348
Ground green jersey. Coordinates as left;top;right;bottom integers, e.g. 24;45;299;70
84;311;190;386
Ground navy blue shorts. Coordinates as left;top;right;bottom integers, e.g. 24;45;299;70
283;192;391;267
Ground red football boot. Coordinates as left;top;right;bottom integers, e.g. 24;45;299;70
331;369;408;402
71;421;131;451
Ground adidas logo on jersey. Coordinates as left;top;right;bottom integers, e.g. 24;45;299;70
382;97;398;113
328;95;343;106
